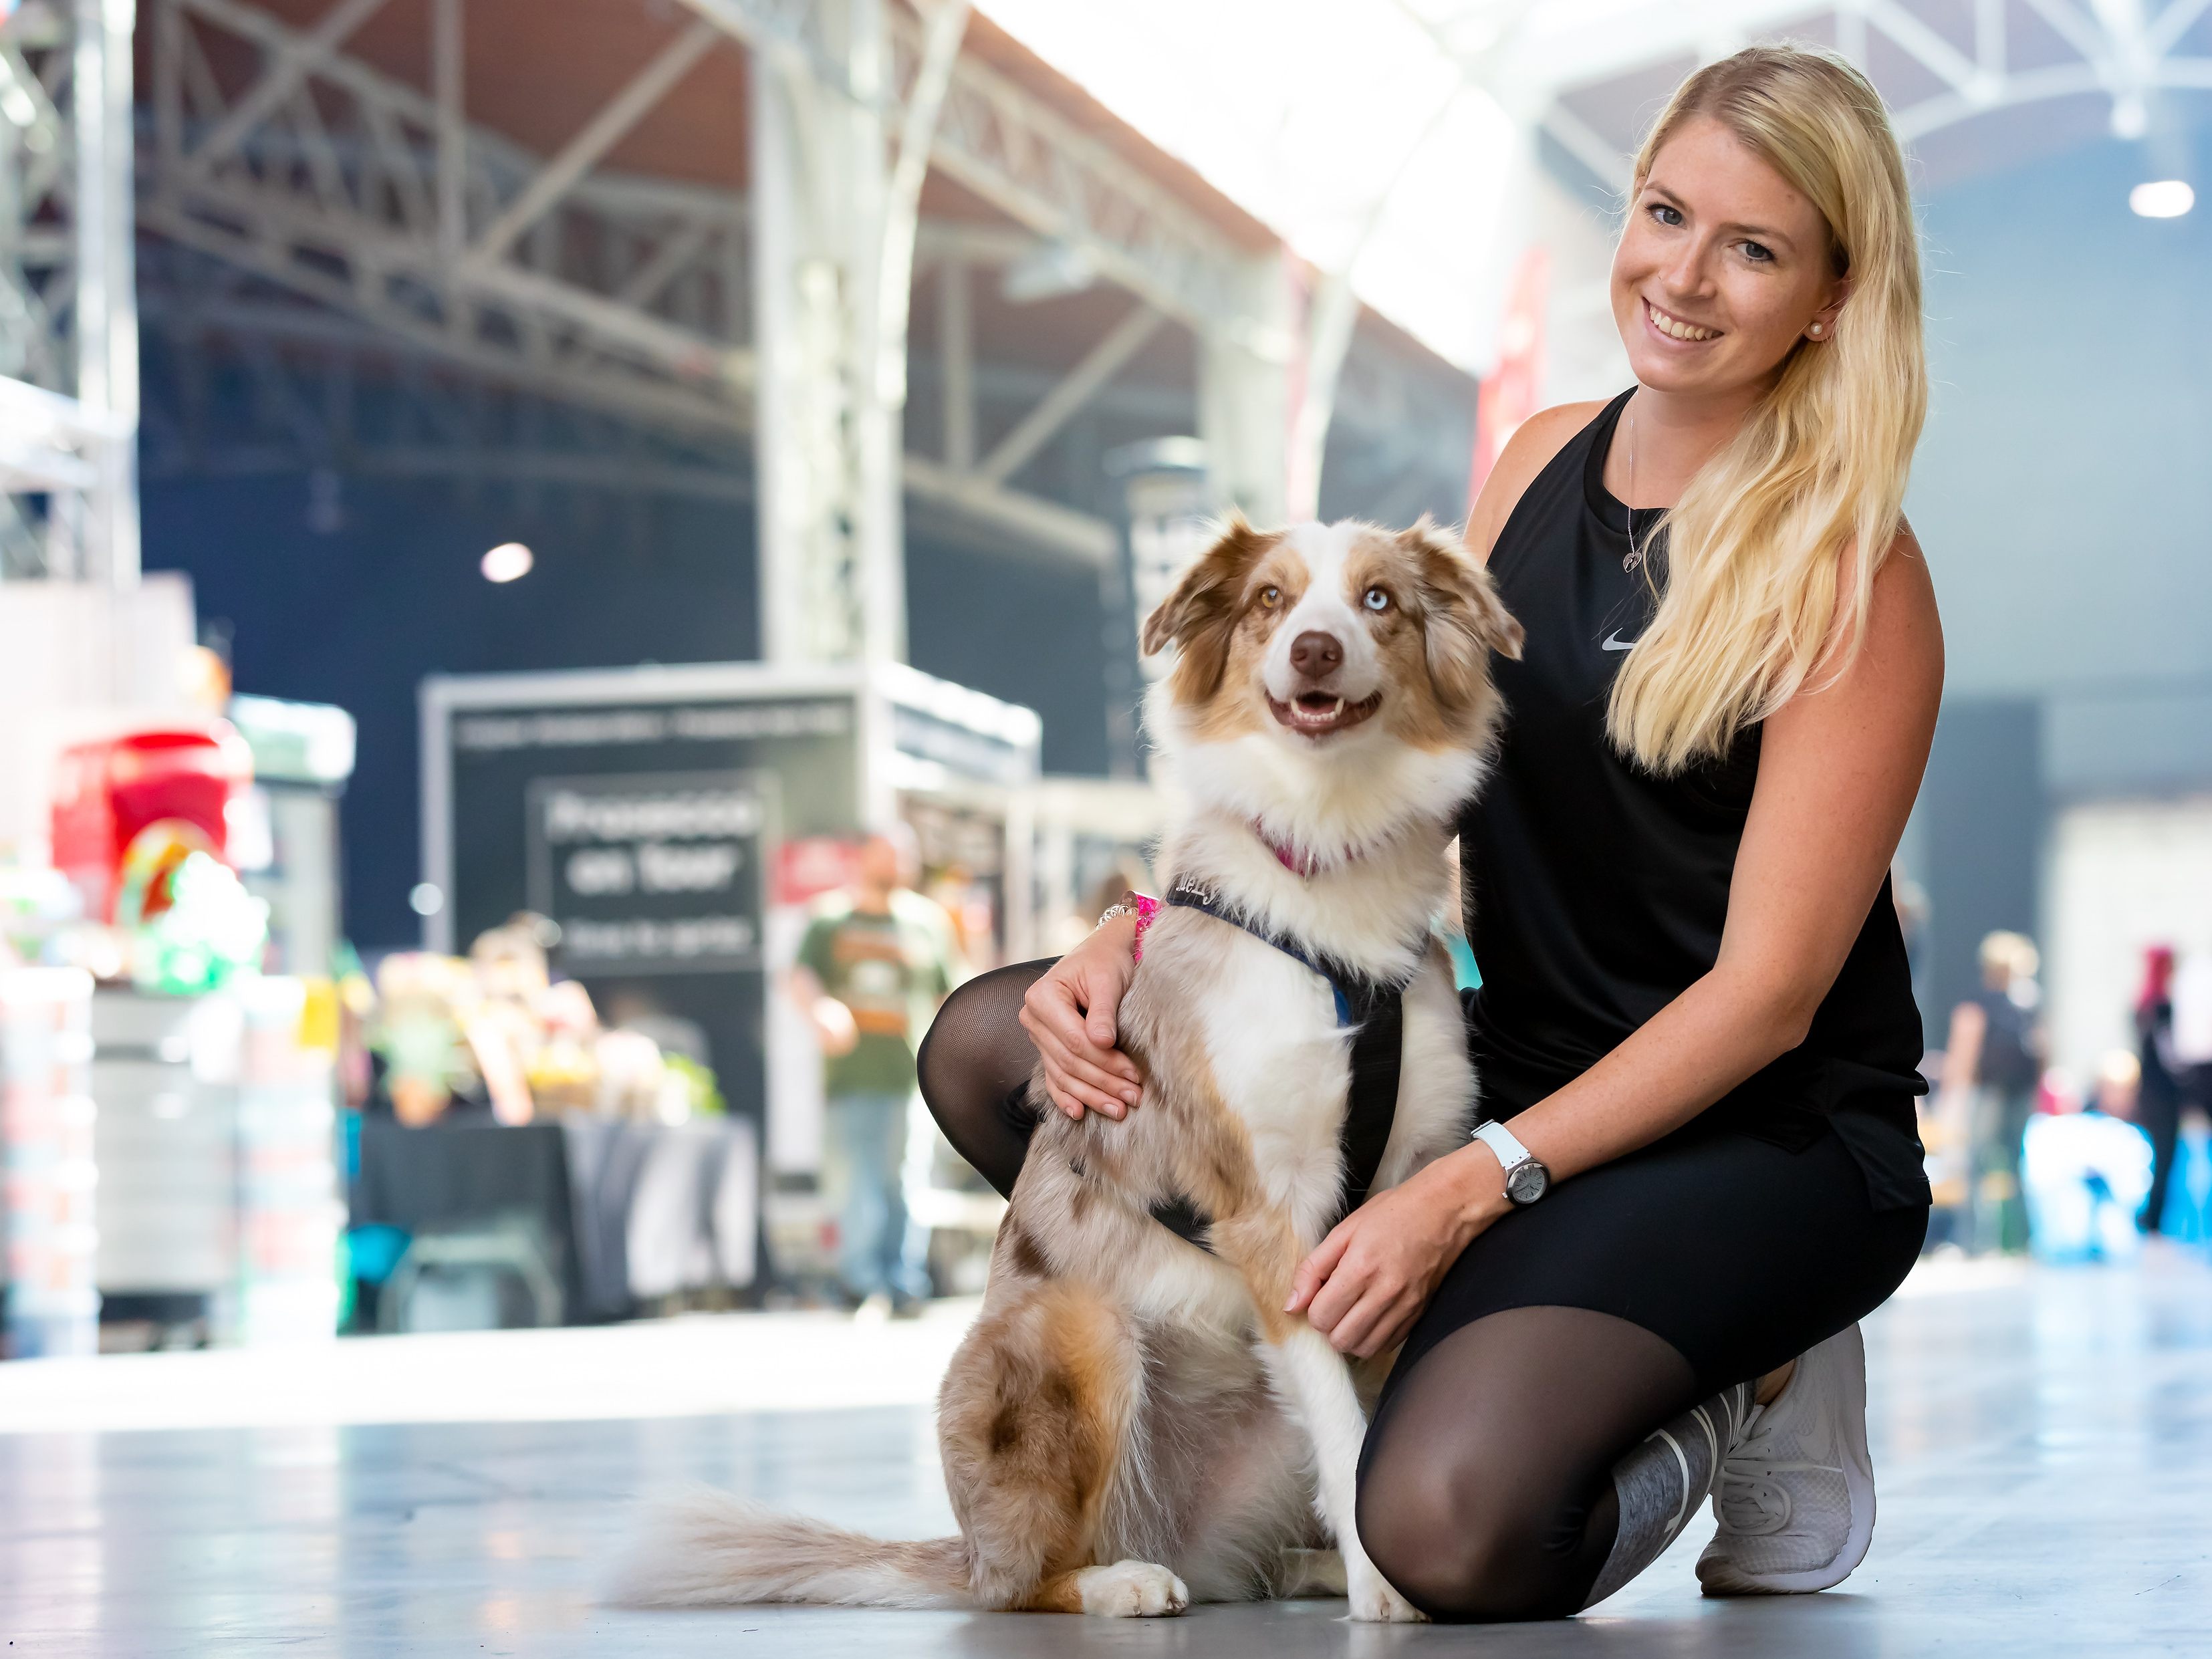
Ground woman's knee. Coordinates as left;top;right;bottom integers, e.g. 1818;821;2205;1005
916;962;1046;1088
1357;1458;1595;1623
912;960;1054;1200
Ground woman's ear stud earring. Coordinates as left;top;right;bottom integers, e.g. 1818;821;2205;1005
1809;324;1824;337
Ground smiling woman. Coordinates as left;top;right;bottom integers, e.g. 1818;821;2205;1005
1604;51;1927;775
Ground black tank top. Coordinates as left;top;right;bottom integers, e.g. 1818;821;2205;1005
1461;389;1930;1210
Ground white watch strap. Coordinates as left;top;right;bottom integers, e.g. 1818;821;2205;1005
1471;1118;1532;1173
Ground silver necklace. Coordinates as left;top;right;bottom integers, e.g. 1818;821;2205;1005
1622;396;1644;573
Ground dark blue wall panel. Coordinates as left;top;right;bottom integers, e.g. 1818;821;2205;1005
142;472;1114;950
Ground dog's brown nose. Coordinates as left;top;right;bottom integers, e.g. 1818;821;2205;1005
1289;630;1343;679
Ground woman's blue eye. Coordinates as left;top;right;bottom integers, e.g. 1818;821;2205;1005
1650;203;1683;227
1741;240;1774;263
1364;587;1390;612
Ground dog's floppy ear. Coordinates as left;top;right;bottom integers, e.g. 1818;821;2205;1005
1401;518;1523;711
1140;513;1275;699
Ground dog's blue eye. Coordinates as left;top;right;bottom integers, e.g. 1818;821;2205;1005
1364;587;1390;612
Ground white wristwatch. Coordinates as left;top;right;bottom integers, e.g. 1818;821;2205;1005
1471;1119;1551;1206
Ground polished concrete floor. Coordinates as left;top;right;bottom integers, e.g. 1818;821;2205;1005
1;1254;2208;1656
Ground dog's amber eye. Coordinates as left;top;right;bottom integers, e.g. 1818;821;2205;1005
1257;586;1281;610
1363;586;1391;613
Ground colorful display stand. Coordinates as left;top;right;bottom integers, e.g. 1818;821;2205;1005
234;976;344;1344
1;968;98;1359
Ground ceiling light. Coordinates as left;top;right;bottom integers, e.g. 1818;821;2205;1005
481;541;534;582
2129;180;2194;219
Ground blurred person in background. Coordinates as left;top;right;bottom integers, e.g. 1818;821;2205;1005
2020;1050;2155;1264
2093;1047;2142;1120
1939;930;2044;1254
2168;945;2212;1124
921;45;1939;1622
789;828;963;1318
2134;944;2183;1235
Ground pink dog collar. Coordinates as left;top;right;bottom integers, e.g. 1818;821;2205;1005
1129;892;1161;963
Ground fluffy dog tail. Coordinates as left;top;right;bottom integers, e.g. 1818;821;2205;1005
606;1488;974;1610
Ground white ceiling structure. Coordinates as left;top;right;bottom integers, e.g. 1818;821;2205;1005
979;0;2212;372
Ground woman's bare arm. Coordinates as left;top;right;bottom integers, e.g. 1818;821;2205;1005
1292;530;1944;1356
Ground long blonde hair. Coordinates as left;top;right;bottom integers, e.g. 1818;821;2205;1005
1608;45;1926;774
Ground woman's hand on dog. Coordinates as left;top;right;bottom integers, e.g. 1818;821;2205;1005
1019;912;1146;1120
1287;1147;1513;1358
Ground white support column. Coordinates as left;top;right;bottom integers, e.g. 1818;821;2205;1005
748;7;882;665
1283;83;1461;523
862;0;969;666
1285;271;1358;523
71;0;138;588
747;0;935;669
845;0;902;670
1199;251;1295;527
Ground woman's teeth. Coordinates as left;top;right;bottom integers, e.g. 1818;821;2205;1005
1648;302;1719;342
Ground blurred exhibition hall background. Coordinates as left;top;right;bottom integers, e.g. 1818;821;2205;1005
1;0;2211;1358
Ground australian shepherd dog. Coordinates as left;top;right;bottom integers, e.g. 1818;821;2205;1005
612;516;1522;1621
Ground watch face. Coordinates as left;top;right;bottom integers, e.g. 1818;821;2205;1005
1507;1161;1550;1204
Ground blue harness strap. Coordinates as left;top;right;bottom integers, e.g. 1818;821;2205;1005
1147;879;1408;1252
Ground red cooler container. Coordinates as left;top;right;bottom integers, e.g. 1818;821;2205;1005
49;726;254;922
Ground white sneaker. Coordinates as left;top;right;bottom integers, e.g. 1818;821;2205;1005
1695;1322;1876;1596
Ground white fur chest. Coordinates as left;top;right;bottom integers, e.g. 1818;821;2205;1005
1195;930;1365;1247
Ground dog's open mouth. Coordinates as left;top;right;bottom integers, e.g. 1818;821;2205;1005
1267;690;1383;737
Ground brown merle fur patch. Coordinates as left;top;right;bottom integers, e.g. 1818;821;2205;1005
996;1215;1052;1279
937;1283;1137;1609
1140;514;1283;713
1364;519;1522;751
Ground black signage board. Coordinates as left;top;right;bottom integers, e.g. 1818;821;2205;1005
525;770;773;975
434;683;862;1124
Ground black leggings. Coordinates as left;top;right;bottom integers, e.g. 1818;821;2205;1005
916;961;1927;1620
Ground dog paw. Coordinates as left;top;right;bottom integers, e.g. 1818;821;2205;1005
1348;1567;1427;1624
1077;1560;1191;1618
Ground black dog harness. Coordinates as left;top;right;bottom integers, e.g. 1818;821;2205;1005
1147;878;1409;1253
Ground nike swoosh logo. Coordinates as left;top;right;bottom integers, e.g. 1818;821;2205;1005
1601;632;1636;652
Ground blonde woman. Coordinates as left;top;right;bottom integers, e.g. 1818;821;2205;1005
919;45;1938;1620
